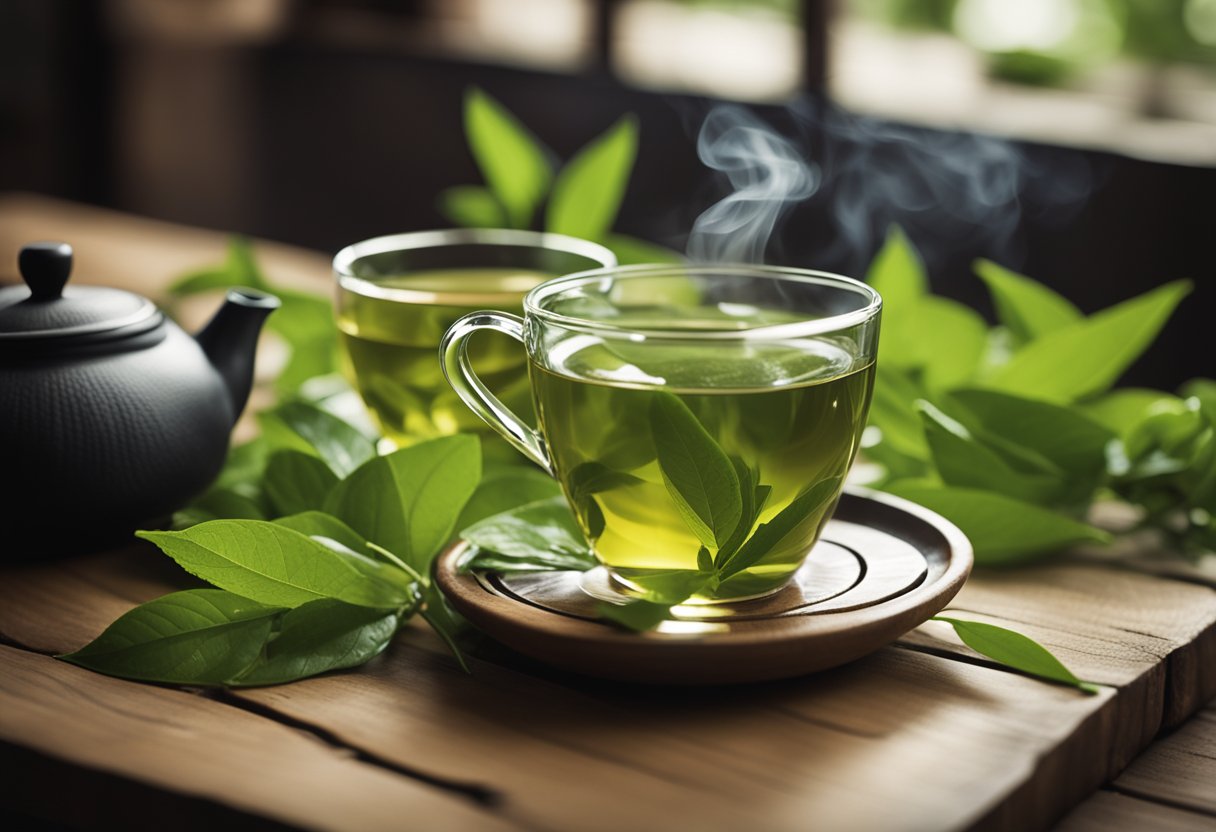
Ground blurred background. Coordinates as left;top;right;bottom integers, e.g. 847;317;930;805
1;0;1213;384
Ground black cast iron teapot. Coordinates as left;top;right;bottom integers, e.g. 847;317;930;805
1;241;280;551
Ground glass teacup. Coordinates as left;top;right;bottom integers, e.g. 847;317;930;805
333;229;616;454
441;264;882;603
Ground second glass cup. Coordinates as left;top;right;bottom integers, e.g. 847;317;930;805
442;265;882;603
333;229;616;456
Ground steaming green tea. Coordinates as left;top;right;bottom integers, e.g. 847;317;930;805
337;268;549;449
532;335;875;602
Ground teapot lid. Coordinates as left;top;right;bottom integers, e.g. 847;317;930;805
0;242;162;346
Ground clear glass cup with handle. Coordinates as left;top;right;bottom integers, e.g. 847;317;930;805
441;264;882;603
333;229;615;459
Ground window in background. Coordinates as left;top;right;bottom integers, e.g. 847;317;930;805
611;0;805;101
830;0;1216;164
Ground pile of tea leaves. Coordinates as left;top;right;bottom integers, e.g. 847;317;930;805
62;394;1094;694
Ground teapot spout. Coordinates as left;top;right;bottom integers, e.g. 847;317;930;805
195;288;281;422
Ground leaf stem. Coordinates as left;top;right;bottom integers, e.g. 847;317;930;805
367;541;426;584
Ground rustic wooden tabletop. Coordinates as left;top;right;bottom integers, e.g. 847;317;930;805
1;194;1213;832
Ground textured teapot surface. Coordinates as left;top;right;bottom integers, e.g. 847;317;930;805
0;242;278;551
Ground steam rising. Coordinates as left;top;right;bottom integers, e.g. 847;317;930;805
685;99;1098;273
686;106;818;263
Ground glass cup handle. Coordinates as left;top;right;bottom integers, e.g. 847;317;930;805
440;312;553;475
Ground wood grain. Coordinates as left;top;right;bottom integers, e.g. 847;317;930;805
1113;701;1216;815
1053;791;1214;832
0;645;517;832
0;545;1151;832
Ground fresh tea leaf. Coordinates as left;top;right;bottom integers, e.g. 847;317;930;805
273;511;374;559
261;400;377;479
232;599;401;687
460;496;596;571
546;115;638;242
267;287;339;394
169;238;269;296
455;462;564;531
597;600;673;632
175;487;268;528
138;520;411;609
866;364;931;460
649;393;742;550
437;185;508;228
326;435;482;573
912;296;988;390
422;582;470;673
264;450;338;517
974;259;1082;346
1181;378;1216;418
917;401;1059;504
719;477;841;580
883;483;1109;564
465;87;552;228
1079;388;1182;438
983;280;1193;403
61;589;282;685
933;617;1097;693
866;226;927;368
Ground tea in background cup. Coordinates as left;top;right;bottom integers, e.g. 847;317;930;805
441;265;882;603
333;229;616;453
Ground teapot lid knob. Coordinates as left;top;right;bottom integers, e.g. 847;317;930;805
19;242;74;301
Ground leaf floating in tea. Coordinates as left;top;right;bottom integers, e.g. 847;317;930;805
597;600;675;632
649;392;743;551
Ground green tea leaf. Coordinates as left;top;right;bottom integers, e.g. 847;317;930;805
465;87;552;228
460;496;596;571
597;600;673;632
436;185;507;228
866;226;927;368
174;487;268;527
61;589;282;685
260;401;377;478
1181;378;1216;418
1079;388;1181;438
565;460;643;540
944;389;1112;505
138;520;410;609
326;435;482;573
232;599;401;687
719;477;841;580
866;364;931;460
604;233;683;265
913;296;989;390
974;259;1082;345
546;115;638;242
268;289;339;395
422;582;470;673
169;238;269;296
271;511;372;556
982;280;1193;403
917;401;1058;504
455;462;564;530
932;617;1097;693
882;483;1109;564
649;393;742;550
264;450;338;517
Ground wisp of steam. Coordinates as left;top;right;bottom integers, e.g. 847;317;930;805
684;99;1098;274
686;106;818;263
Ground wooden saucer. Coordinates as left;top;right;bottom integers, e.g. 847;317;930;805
435;488;973;685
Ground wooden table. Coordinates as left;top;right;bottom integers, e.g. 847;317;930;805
1;194;1214;832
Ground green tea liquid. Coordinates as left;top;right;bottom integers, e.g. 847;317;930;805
532;338;874;602
337;268;548;452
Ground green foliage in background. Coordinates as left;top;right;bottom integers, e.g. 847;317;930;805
438;88;681;265
169;238;339;392
863;228;1214;563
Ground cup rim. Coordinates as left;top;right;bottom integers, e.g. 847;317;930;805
524;263;883;341
332;228;618;305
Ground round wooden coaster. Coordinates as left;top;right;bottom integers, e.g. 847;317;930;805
435;488;973;685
